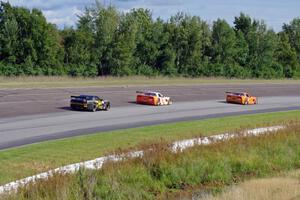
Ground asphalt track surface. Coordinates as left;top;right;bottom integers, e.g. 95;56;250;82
1;83;300;118
0;83;300;150
0;95;300;150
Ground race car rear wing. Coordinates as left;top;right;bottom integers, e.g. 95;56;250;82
225;92;248;94
225;92;237;95
70;95;84;100
225;91;238;94
226;92;249;97
136;91;145;94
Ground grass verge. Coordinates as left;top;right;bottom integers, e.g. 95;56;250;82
0;110;299;186
0;76;300;89
2;120;300;200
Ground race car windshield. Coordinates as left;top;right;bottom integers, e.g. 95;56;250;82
233;93;243;96
79;95;94;100
145;93;156;96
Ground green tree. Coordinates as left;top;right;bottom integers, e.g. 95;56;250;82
234;30;249;67
275;33;299;77
61;28;96;76
130;9;159;75
1;2;300;78
283;18;300;63
210;19;237;77
182;16;207;76
211;19;236;64
109;13;137;76
248;23;279;78
165;13;209;76
0;2;63;75
93;4;119;75
234;13;258;36
0;2;19;64
234;13;280;78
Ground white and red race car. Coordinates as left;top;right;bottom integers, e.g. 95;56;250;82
136;91;172;106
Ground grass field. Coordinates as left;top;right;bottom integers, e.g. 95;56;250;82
2;119;300;200
0;76;300;89
0;111;300;186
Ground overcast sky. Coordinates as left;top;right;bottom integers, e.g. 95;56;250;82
7;0;300;31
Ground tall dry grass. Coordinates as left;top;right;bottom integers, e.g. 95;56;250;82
202;170;300;200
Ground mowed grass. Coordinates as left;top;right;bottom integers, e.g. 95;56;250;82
0;76;300;89
0;111;299;185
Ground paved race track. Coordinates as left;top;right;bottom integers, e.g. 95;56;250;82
1;83;300;118
1;96;300;150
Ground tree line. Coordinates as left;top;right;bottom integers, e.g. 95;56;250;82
1;1;300;78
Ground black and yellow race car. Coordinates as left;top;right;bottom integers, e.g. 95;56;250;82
70;95;110;112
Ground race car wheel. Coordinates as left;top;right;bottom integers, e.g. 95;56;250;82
105;104;110;111
92;105;97;112
168;99;173;105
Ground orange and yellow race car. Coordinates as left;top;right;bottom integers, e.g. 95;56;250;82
136;91;172;106
226;92;258;105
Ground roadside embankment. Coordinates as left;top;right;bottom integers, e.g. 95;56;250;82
1;121;300;199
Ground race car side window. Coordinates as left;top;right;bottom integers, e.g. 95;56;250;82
158;93;163;97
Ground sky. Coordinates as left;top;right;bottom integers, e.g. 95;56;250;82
7;0;300;31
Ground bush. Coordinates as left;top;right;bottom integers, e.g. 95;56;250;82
135;64;158;76
223;64;251;78
67;64;98;77
0;63;25;76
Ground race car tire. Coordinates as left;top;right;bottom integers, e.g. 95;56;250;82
92;105;97;112
104;104;110;111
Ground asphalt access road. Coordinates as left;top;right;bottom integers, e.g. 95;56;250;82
0;96;300;150
0;83;300;118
